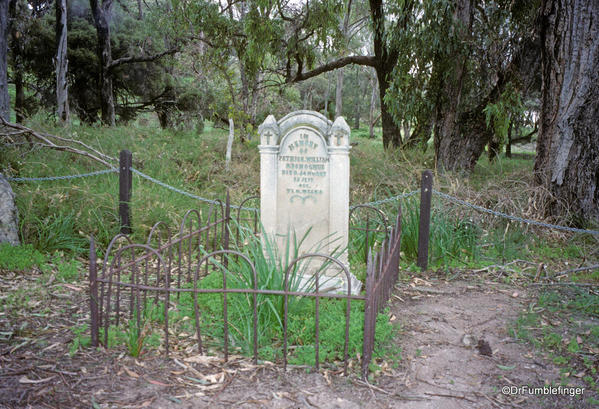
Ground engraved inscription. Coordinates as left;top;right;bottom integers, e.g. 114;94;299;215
278;130;328;203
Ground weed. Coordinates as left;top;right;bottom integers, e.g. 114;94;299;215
69;324;91;356
510;288;599;394
125;318;153;358
55;258;82;282
349;210;388;268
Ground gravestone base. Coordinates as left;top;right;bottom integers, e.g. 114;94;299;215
296;270;363;295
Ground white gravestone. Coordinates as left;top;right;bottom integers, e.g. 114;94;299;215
258;110;361;294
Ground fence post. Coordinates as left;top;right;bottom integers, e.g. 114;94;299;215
119;150;132;234
417;170;433;271
89;236;99;347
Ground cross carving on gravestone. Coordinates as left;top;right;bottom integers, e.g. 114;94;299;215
334;132;343;146
264;130;274;145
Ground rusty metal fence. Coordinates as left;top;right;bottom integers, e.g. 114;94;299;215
89;195;402;379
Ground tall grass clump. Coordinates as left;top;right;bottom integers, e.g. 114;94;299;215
400;198;481;267
20;211;89;255
166;227;396;366
348;211;389;280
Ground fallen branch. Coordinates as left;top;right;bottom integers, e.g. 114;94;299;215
0;118;116;168
552;264;599;278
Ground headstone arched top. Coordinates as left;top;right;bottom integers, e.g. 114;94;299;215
277;110;332;141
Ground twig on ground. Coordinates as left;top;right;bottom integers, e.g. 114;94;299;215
552;264;599;279
529;282;598;287
424;391;477;403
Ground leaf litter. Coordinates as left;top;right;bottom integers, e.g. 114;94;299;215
2;266;599;408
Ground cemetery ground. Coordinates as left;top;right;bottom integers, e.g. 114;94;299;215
1;119;599;408
2;260;599;408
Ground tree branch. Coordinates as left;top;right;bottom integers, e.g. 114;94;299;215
511;122;538;144
0;117;116;168
110;47;179;69
291;55;377;82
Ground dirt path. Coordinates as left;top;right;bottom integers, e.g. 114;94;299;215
0;273;593;408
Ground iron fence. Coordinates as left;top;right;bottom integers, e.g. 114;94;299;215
362;207;402;378
89;194;402;379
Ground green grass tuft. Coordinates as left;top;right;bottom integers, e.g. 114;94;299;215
0;243;46;271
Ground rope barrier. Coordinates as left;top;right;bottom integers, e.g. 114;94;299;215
4;168;117;182
4;167;598;235
433;190;599;235
351;190;419;209
130;168;258;211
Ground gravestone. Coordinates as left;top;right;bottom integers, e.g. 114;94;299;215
258;110;361;294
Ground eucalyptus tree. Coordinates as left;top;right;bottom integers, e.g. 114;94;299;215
169;0;274;138
534;0;599;222
0;0;9;121
278;0;412;148
172;0;413;147
90;0;178;125
55;0;69;123
386;0;540;171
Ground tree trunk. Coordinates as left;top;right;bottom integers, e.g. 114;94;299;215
324;72;330;118
237;59;251;142
534;0;599;222
376;65;401;148
225;118;234;170
402;120;410;143
90;0;115;126
353;93;360;129
335;0;353;119
353;65;361;129
0;0;9;121
488;139;500;161
436;107;494;171
56;0;69;123
156;84;175;128
369;70;376;138
433;0;474;170
335;68;344;118
505;120;512;158
14;70;23;123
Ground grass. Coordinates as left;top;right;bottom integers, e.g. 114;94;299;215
0;243;46;271
509;287;599;401
3;113;592;274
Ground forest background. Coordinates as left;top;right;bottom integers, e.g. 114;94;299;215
0;0;597;227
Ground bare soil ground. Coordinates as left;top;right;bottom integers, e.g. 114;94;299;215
1;269;595;408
